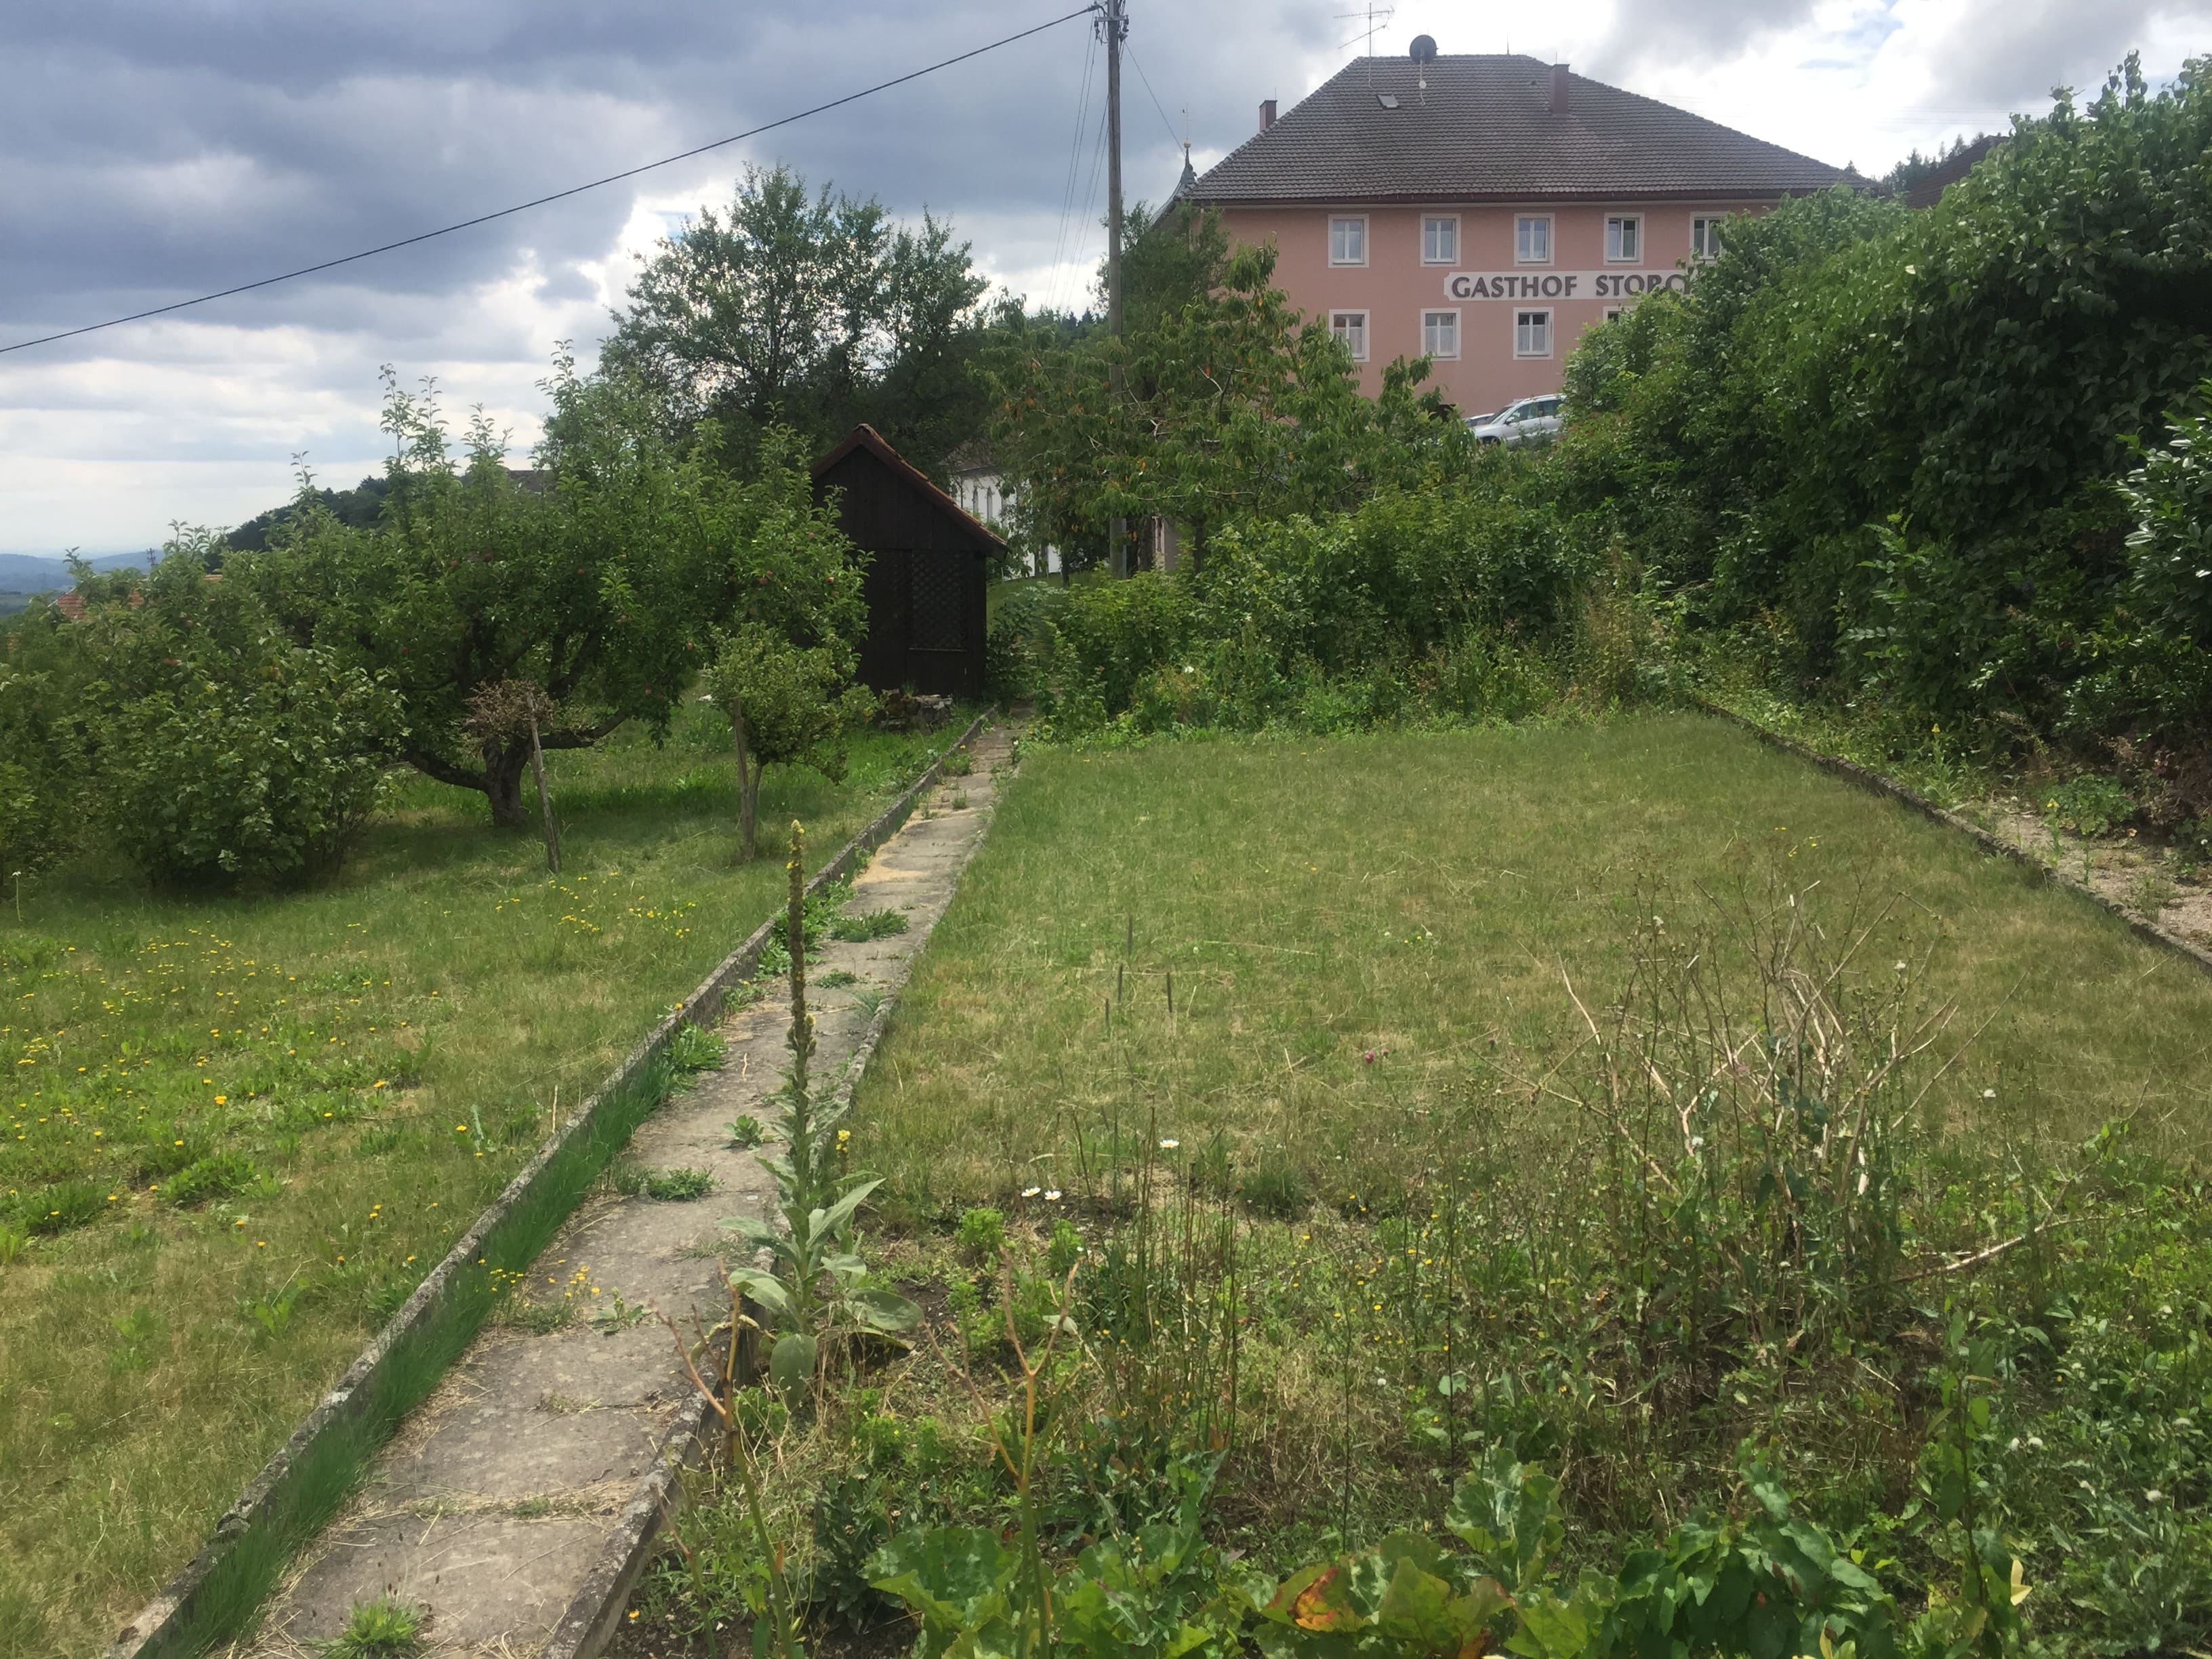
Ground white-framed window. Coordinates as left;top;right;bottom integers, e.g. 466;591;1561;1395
1515;214;1553;264
1328;216;1368;266
1420;309;1460;358
1420;215;1459;264
1605;213;1642;262
1692;216;1725;259
1602;306;1626;321
1330;310;1370;361
1514;309;1553;358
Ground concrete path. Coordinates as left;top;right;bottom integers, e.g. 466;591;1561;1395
238;724;1015;1658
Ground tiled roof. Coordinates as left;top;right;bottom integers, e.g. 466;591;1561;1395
1189;55;1851;205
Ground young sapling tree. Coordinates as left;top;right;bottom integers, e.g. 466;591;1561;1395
702;627;874;861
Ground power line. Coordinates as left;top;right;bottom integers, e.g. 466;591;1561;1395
1124;43;1183;150
1045;26;1100;313
1;4;1099;358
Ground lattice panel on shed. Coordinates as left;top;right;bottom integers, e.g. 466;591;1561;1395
909;552;966;652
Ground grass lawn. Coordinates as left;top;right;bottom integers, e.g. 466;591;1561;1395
0;703;948;1659
863;714;2212;1212
628;712;2212;1657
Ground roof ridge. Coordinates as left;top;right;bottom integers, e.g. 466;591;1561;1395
1187;54;1847;206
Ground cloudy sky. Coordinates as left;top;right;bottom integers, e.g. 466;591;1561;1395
1;0;2203;554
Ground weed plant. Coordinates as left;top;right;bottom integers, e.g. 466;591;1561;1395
323;1596;424;1659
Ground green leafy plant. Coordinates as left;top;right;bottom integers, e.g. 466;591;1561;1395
321;1595;425;1659
612;1163;716;1202
164;1151;266;1208
668;1022;728;1073
956;1206;1007;1263
726;1114;767;1149
241;1280;303;1340
831;907;910;942
2043;773;2137;836
721;821;920;1410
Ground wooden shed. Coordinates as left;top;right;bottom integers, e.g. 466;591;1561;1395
812;424;1003;700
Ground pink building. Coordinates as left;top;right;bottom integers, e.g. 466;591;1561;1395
1181;47;1851;419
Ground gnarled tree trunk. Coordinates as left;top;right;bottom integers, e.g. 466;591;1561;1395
483;737;533;829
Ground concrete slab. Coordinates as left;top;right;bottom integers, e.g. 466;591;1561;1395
241;724;1016;1658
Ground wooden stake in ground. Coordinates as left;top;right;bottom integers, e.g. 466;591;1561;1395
466;680;562;873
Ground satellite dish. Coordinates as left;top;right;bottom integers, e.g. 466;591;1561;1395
1409;34;1438;62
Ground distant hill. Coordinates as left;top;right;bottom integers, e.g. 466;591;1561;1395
224;474;390;552
0;550;155;596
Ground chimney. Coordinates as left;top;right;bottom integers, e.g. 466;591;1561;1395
1548;63;1570;114
1259;98;1277;132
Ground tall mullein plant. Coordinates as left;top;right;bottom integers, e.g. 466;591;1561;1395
723;821;919;1409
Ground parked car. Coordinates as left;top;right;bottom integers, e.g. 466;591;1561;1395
1467;395;1563;446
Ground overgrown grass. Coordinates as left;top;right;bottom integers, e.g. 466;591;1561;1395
0;701;947;1658
624;714;2212;1658
863;716;2212;1213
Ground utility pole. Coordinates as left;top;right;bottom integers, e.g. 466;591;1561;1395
1103;0;1130;576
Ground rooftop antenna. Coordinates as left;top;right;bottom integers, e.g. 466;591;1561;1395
1336;3;1394;61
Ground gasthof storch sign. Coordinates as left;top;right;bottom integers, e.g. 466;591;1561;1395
1444;270;1691;301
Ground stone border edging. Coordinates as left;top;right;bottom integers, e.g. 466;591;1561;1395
541;983;908;1659
1694;697;2212;979
107;715;987;1659
546;730;1006;1659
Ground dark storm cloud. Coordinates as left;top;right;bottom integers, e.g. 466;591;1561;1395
0;0;1335;358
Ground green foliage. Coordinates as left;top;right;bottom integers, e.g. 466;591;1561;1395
234;362;789;827
956;1206;1007;1262
831;907;909;941
58;541;405;887
1006;481;1610;737
869;1450;2020;1659
1556;59;2212;773
705;620;876;859
722;827;919;1409
322;1595;425;1659
2041;773;2136;836
727;1114;768;1149
2065;381;2212;745
990;240;1466;567
163;1151;268;1208
606;163;991;476
668;1023;728;1073
611;1162;716;1201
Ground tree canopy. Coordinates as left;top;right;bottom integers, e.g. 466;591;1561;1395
232;359;866;827
606;164;991;478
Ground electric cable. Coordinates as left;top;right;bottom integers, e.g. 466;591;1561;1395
1;3;1099;356
1044;27;1099;313
1125;43;1184;150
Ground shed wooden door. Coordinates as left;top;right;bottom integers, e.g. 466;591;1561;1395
857;548;985;697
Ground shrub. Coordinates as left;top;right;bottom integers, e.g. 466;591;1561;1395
1557;61;2212;750
69;544;403;888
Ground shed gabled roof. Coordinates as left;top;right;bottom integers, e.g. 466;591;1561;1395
811;425;1006;556
1189;55;1851;205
